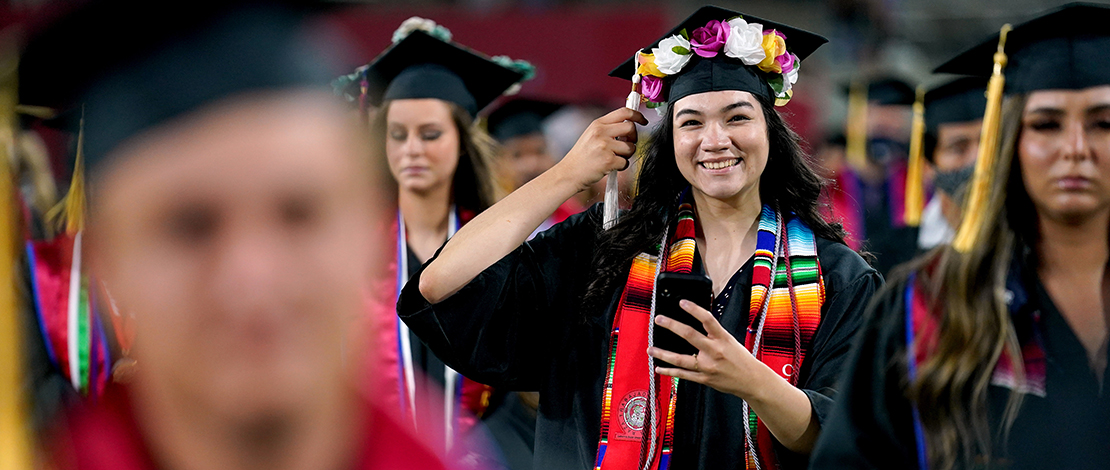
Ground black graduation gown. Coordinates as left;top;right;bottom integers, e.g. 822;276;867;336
809;253;1110;470
399;204;882;470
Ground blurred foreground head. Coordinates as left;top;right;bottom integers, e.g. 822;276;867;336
22;1;394;468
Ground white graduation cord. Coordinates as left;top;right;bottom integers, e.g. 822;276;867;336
642;222;669;470
398;207;460;447
67;231;84;390
742;210;781;470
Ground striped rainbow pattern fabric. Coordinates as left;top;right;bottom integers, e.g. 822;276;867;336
744;205;825;470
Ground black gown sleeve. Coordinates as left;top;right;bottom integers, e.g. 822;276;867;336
398;204;603;391
808;275;920;470
800;267;883;429
774;240;883;468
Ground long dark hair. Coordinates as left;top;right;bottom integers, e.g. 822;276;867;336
370;100;501;214
906;94;1037;470
582;93;846;312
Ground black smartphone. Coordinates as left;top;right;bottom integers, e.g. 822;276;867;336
653;272;713;363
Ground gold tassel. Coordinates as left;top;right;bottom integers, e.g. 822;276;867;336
904;86;927;226
0;37;35;470
952;25;1011;253
845;79;869;170
46;107;87;236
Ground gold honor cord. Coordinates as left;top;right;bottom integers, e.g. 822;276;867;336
904;86;927;227
0;39;34;470
845;79;869;171
953;24;1011;253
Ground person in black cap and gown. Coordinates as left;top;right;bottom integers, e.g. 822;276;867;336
914;76;988;250
487;98;583;239
399;6;880;469
839;77;919;274
811;4;1110;469
20;2;450;469
335;16;533;464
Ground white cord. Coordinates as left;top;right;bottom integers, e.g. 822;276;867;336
641;222;669;470
742;209;780;470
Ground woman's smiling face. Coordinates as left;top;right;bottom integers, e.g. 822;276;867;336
672;90;769;204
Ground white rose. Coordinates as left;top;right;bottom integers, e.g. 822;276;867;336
782;59;800;93
724;18;766;65
651;34;692;75
392;17;438;43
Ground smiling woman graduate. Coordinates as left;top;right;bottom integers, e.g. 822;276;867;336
397;6;881;470
810;3;1110;470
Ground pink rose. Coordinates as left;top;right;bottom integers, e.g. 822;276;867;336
641;75;664;102
776;52;797;74
690;20;730;58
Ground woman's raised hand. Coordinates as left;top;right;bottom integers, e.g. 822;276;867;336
553;107;648;192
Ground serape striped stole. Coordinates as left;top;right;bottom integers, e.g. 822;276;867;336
595;202;825;470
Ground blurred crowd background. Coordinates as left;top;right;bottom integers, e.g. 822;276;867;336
1;0;1101;195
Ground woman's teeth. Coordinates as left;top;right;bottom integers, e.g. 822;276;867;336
700;159;738;170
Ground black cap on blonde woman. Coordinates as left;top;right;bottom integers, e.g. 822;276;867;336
933;2;1110;251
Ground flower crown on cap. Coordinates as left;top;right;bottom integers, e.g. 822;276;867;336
636;16;801;107
332;17;536;101
390;17;536;95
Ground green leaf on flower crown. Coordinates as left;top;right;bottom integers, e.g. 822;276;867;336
491;56;537;81
672;46;690;55
330;72;360;101
767;75;785;94
679;29;690;40
645;101;664;109
429;25;453;42
728;15;743;22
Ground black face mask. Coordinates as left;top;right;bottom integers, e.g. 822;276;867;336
933;163;975;203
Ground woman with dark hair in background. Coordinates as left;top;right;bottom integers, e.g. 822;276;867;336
399;6;880;469
810;4;1110;469
335;17;533;458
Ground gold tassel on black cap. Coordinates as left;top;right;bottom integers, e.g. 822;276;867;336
0;37;34;470
953;24;1011;252
845;79;869;170
46;106;87;236
904;86;927;227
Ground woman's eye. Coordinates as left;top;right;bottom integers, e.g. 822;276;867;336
1091;119;1110;130
389;130;406;141
421;131;442;141
1028;120;1060;131
728;114;751;123
679;119;701;128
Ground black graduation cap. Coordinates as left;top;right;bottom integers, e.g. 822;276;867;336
19;0;345;173
924;76;988;135
485;98;563;142
608;5;826;106
352;29;526;117
842;77;916;106
934;2;1110;94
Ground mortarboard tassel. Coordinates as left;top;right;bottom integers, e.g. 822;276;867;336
0;40;35;470
952;25;1011;253
603;56;642;230
46;107;87;236
904;86;927;226
845;79;869;170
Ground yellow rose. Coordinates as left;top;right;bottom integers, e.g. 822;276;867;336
637;53;666;77
757;32;786;73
